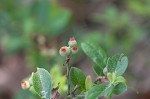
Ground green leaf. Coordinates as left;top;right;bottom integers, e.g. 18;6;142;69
107;53;128;76
85;75;92;91
92;65;104;76
113;83;127;95
116;56;128;76
32;68;52;99
29;86;37;95
107;53;124;73
75;95;85;99
102;85;114;99
114;76;126;84
70;67;86;91
107;73;113;83
50;65;67;94
85;84;106;99
107;72;116;84
14;89;37;99
81;42;107;69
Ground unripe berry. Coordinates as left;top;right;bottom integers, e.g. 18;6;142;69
21;81;30;89
68;37;77;47
59;46;70;56
71;46;78;54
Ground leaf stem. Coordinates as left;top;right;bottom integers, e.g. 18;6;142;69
71;85;80;97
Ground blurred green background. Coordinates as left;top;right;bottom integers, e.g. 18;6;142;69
0;0;150;99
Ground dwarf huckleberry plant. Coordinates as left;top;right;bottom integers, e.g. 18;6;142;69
21;37;131;99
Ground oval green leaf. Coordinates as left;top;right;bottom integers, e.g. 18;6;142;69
102;85;114;99
81;42;107;69
116;56;128;76
85;75;92;91
114;76;126;84
85;84;106;99
113;83;127;95
70;67;86;91
32;68;52;99
107;53;124;73
92;65;104;76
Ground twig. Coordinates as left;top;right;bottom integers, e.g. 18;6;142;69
66;55;71;95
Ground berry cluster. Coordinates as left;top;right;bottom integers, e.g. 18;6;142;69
59;37;78;56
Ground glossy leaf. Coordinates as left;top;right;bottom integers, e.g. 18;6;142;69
107;72;116;84
116;56;128;76
81;42;107;69
107;53;128;76
85;84;106;99
113;83;127;95
107;53;124;73
70;67;86;91
92;65;104;76
29;86;37;95
102;85;114;99
32;68;52;99
114;76;126;84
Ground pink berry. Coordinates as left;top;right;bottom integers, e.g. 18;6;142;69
68;37;77;47
59;46;70;56
71;46;78;54
21;81;30;89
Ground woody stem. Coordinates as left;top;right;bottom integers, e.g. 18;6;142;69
66;56;71;95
